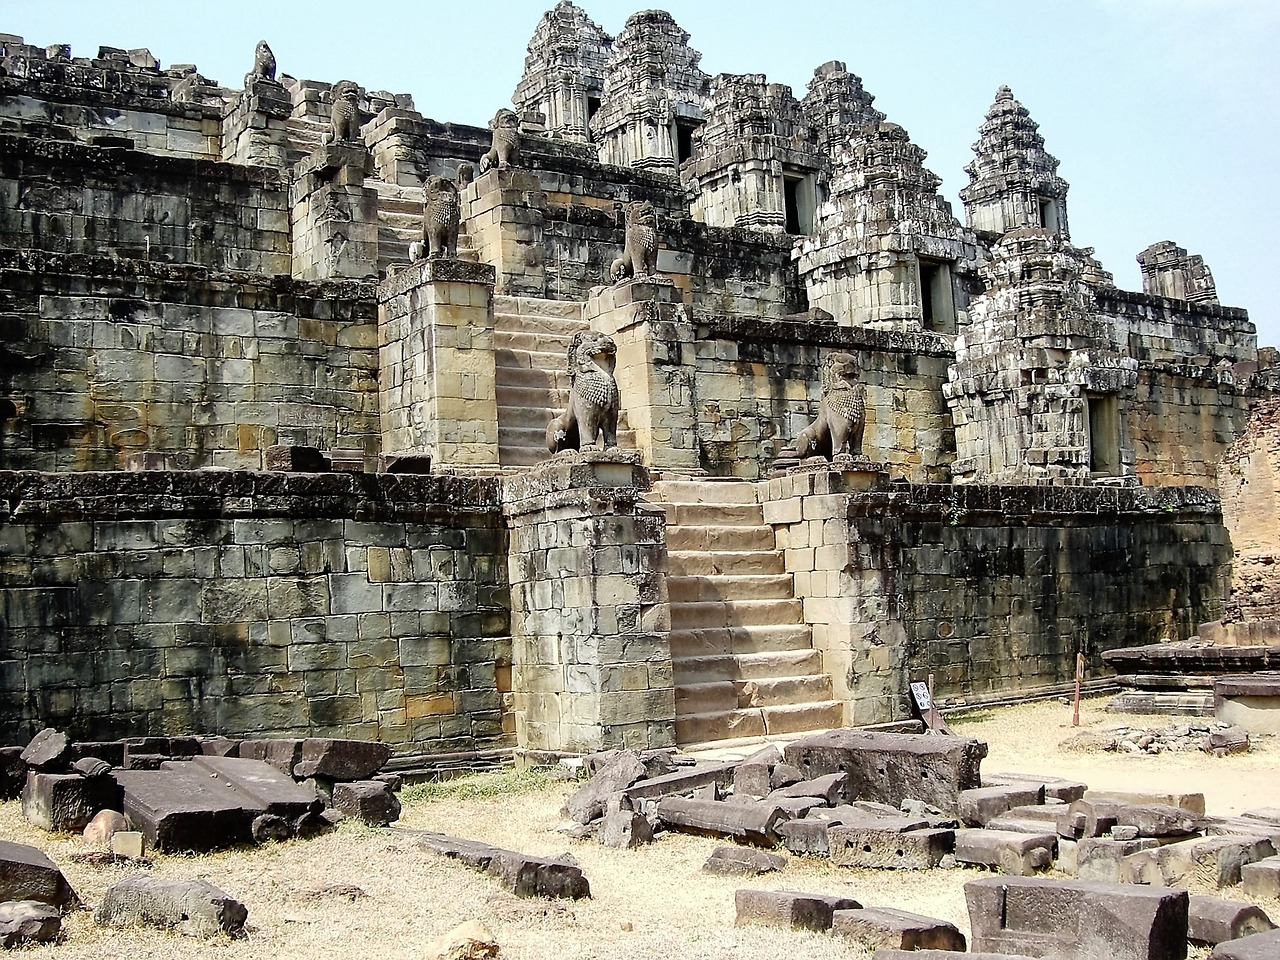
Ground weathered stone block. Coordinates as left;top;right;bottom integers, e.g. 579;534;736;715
292;738;392;781
1209;929;1280;959
656;797;786;847
782;731;985;811
1241;856;1280;900
0;840;77;907
331;780;401;825
954;828;1056;876
416;831;590;899
598;809;654;850
96;876;248;938
0;901;61;948
966;876;1188;960
20;729;70;771
959;784;1045;826
565;751;646;825
22;771;119;832
734;889;861;932
829;818;954;870
831;906;967;952
1188;896;1274;947
702;845;786;876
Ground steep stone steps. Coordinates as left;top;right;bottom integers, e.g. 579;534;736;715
648;478;843;746
372;181;478;276
492;296;634;468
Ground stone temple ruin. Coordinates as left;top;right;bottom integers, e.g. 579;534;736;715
0;4;1277;769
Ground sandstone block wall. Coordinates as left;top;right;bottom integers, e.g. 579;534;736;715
0;470;512;750
0;135;290;274
762;474;1231;723
694;316;955;481
0;252;380;472
1218;396;1280;621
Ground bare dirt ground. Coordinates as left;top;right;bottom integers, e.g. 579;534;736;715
1;697;1275;959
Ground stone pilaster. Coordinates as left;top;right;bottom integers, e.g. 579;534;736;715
460;168;547;297
376;258;500;470
363;106;429;187
290;144;378;281
220;76;290;169
503;450;675;755
586;279;699;472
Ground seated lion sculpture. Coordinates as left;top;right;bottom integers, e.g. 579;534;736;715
795;352;866;459
547;331;620;453
610;200;659;282
479;108;521;173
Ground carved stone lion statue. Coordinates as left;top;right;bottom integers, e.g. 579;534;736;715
479;108;521;173
325;81;361;144
245;41;276;85
610;200;659;282
547;331;620;454
795;352;866;460
409;175;461;261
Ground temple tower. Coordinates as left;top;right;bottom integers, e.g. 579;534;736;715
961;86;1070;240
588;10;709;173
799;60;885;162
1137;241;1219;304
512;2;613;142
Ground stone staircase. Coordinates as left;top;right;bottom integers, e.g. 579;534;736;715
648;478;844;745
371;180;478;276
493;296;634;469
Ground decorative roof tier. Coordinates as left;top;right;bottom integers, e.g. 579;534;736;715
512;1;613;142
961;86;1070;239
800;60;886;160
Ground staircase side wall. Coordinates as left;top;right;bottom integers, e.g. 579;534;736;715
0;470;513;751
763;475;1232;723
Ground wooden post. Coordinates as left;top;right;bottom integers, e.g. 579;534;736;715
1072;653;1084;727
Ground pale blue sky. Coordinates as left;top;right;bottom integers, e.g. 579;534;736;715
8;1;1279;344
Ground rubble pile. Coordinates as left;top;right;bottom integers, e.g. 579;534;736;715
1063;721;1252;756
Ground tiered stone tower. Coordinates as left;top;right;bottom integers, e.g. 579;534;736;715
512;1;613;141
799;60;886;161
961;86;1071;239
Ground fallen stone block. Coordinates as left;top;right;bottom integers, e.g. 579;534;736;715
770;762;805;789
829;818;953;870
1242;809;1280;828
238;739;304;776
773;772;848;805
70;741;127;767
192;755;320;821
766;795;823;819
1122;835;1276;889
655;797;786;846
22;771;119;832
782;730;986;812
71;757;112;779
265;444;329;472
1202;726;1250;756
988;816;1070;835
424;919;499;960
778;817;839;855
1089;790;1206;816
1210;929;1280;959
733;745;782;798
416;831;590;899
111;831;145;860
619;761;735;804
703;846;786;876
1077;836;1160;883
832;906;967;952
292;738;392;781
597;809;653;849
113;765;255;852
0;840;77;907
96;875;247;938
20;729;70;771
332;780;400;825
959;784;1045;826
966;876;1189;960
954;829;1056;876
197;737;240;758
1241;856;1280;899
565;751;646;825
1188;896;1275;946
1058;798;1123;839
734;888;861;932
1116;803;1203;838
0;748;26;800
0;901;61;948
873;952;1037;960
983;772;1087;803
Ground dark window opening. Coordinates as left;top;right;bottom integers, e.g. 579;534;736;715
920;263;937;326
586;95;601;124
1087;394;1120;474
675;120;698;165
784;177;802;235
917;258;956;333
1039;198;1059;232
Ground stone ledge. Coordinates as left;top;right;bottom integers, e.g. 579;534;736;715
502;450;649;516
698;314;956;358
0;470;503;522
377;258;498;301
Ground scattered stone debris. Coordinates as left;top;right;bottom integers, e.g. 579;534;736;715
831;906;966;952
1188;895;1275;947
1210;928;1280;959
292;884;368;903
0;841;78;908
95;876;248;938
424;919;501;960
734;888;860;932
1062;722;1251;755
702;846;786;876
0;900;61;948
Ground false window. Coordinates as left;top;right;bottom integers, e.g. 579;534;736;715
918;257;957;333
1087;393;1120;474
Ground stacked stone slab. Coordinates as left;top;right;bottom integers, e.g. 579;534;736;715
1138;241;1218;305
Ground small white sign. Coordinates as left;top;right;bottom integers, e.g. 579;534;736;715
910;681;932;711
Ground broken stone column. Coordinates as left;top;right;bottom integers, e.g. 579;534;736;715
376;258;500;470
220;75;291;168
502;451;675;754
585;279;698;472
460;168;546;297
290;143;379;281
